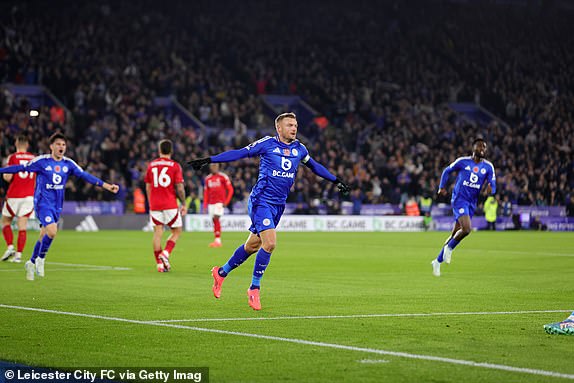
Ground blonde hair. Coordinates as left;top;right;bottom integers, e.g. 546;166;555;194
275;112;297;127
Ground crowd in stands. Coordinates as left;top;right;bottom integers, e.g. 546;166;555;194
0;0;572;213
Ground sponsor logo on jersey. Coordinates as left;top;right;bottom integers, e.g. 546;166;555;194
52;173;62;184
462;180;481;189
262;218;271;226
272;170;295;178
46;184;65;190
281;157;292;171
473;166;479;173
469;173;479;183
292;148;298;156
283;148;290;156
208;179;222;188
273;147;281;154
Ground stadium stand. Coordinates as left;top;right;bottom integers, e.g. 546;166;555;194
0;0;572;216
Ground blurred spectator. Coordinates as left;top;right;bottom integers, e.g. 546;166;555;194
0;0;571;211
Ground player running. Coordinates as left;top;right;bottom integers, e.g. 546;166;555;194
431;138;496;277
144;139;187;272
0;132;119;280
189;112;350;310
1;135;36;263
203;163;234;248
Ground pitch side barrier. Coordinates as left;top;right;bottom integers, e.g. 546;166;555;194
57;214;574;231
184;215;425;232
57;214;423;232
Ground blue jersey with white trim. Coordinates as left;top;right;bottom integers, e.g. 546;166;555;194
20;155;100;213
439;156;496;205
246;136;310;205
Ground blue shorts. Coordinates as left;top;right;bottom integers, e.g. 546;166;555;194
248;200;285;235
452;199;475;221
36;207;60;227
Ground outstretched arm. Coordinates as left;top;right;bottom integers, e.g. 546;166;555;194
75;171;119;193
188;148;250;170
303;157;350;196
212;148;250;163
0;164;26;174
303;157;336;182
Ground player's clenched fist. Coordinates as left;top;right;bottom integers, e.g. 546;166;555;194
188;157;211;170
104;183;120;194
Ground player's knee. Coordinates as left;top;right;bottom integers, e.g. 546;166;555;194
262;241;276;253
245;243;260;254
461;226;471;236
46;228;58;238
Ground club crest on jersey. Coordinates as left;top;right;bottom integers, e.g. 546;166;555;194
63;166;68;173
292;148;298;156
283;149;290;156
480;168;486;174
55;165;61;172
473;166;479;173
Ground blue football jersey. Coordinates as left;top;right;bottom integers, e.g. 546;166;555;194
439;156;496;204
21;155;103;212
245;136;310;205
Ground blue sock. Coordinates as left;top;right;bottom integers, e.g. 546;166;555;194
220;245;252;277
436;247;445;263
39;236;53;259
250;248;272;290
447;238;460;250
30;241;42;263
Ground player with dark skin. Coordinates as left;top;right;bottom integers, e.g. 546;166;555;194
439;140;491;244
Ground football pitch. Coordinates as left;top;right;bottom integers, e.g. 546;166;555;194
0;230;573;382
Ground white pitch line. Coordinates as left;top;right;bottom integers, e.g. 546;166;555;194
46;262;132;270
1;304;573;381
358;359;390;364
146;309;572;323
0;268;130;273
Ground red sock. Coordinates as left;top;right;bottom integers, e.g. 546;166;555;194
2;225;13;246
154;250;162;264
17;230;26;252
213;218;221;239
165;240;176;254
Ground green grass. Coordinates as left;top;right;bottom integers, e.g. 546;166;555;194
0;231;573;382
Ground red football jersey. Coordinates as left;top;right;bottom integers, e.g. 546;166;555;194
6;152;36;198
203;172;234;208
144;158;184;211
